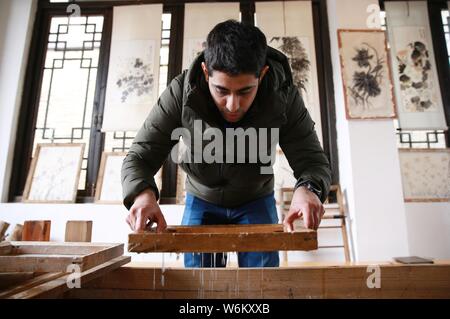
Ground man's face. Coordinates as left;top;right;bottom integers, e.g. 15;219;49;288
201;62;269;123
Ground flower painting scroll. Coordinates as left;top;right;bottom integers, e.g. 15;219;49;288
269;36;314;110
394;27;439;113
338;30;397;119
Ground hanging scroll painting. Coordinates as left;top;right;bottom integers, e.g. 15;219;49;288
102;4;162;132
385;1;447;130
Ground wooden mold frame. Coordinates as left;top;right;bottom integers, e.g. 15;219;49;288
0;242;125;273
0;242;130;299
128;224;318;253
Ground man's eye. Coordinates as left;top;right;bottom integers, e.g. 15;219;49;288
239;90;252;95
216;89;228;95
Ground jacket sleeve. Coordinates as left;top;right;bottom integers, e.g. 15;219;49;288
279;86;332;203
121;74;184;210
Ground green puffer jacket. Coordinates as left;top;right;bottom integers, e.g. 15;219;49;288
121;47;331;210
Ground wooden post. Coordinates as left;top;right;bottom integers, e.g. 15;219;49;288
65;221;93;242
0;221;10;241
8;224;23;241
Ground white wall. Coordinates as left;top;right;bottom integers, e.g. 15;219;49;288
327;0;410;261
0;202;186;263
0;0;37;202
405;202;450;259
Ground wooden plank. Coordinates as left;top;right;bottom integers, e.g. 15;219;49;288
0;242;124;273
0;272;65;299
0;242;12;255
0;272;34;290
22;221;51;241
78;244;124;272
0;255;84;273
65;221;93;242
163;224;284;234
8;241;118;255
7;256;131;299
128;225;317;253
66;262;450;299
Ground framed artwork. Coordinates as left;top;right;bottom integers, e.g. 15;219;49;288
22;143;85;203
95;152;127;204
399;149;450;202
95;152;163;204
338;29;397;119
102;4;163;132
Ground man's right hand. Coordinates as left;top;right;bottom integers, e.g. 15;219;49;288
126;189;167;232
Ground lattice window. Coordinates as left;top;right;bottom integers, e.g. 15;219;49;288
33;15;104;190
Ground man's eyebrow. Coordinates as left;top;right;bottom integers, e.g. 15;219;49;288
212;84;256;92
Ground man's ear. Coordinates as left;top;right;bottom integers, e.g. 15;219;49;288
201;62;209;82
259;65;270;83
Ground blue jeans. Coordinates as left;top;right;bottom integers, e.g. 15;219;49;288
181;192;280;268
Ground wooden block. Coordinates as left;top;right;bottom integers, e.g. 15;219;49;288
7;224;23;241
128;224;317;253
0;221;10;241
22;221;51;241
65;221;93;242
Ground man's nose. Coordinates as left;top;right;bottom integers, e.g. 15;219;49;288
226;94;240;113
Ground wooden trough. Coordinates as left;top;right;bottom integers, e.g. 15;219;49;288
64;261;450;299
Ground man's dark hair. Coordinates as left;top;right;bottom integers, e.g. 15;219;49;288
204;20;267;77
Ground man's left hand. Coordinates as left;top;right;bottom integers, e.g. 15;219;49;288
283;186;325;231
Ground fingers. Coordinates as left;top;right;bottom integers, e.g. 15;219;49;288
135;211;147;231
284;204;324;231
125;215;133;231
283;209;302;233
302;205;316;230
128;209;136;230
127;207;167;232
155;210;167;233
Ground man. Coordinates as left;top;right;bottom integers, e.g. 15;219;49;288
122;20;331;268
